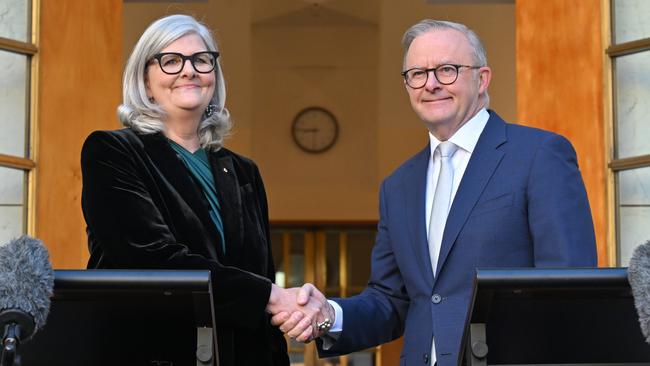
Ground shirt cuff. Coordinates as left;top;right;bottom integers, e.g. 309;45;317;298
328;299;343;332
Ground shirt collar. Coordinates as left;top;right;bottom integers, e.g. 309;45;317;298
429;108;490;156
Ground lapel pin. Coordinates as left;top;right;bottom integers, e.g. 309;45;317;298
223;167;228;173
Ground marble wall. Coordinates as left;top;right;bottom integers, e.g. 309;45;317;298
613;0;650;43
0;0;29;42
0;0;30;245
612;0;650;265
619;167;650;265
615;51;650;159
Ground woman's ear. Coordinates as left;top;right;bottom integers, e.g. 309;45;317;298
145;75;153;100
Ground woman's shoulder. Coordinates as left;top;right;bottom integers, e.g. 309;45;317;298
84;128;160;150
81;128;151;160
85;128;140;143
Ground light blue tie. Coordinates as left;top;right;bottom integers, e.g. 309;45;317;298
428;141;458;277
428;141;458;365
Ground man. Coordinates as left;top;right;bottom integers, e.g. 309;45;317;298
273;19;597;366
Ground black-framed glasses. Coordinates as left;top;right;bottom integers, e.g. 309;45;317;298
151;51;220;75
401;64;481;88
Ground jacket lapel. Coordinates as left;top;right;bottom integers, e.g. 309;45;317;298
434;112;507;279
209;150;243;264
140;132;221;260
403;146;435;286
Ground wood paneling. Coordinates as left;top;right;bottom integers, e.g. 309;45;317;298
379;337;404;366
36;0;122;268
516;0;608;265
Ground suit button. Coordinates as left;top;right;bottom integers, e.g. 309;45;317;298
423;353;429;364
431;294;442;304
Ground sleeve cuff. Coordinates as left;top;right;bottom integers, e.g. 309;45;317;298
321;299;343;350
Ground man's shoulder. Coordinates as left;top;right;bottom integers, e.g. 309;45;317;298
486;114;578;164
488;111;557;140
502;121;575;155
382;146;429;186
488;112;570;150
504;121;557;140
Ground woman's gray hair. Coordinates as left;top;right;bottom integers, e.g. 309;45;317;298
118;14;231;150
401;19;488;68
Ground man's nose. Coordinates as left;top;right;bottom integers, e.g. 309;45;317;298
424;70;440;90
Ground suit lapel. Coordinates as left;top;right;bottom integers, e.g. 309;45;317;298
434;112;507;279
209;150;243;264
140;133;221;260
403;146;435;286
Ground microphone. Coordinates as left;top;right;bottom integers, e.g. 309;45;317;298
0;236;54;366
628;240;650;344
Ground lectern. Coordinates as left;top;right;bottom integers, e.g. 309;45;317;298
20;269;218;366
461;268;650;366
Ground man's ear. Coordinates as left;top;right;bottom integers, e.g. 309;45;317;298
478;66;492;94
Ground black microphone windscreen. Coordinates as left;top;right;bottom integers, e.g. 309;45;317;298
0;235;54;331
628;240;650;344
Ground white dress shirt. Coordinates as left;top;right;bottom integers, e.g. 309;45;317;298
425;108;489;238
324;108;490;347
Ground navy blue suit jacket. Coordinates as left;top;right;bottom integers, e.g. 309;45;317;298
319;111;597;365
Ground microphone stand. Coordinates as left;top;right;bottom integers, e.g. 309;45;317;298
1;323;19;366
0;310;35;366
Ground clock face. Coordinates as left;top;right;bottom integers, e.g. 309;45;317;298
291;107;339;153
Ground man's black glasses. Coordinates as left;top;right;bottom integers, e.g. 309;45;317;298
401;64;481;88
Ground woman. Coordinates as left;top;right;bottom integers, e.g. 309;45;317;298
81;14;295;365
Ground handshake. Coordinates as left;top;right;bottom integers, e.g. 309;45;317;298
266;283;335;343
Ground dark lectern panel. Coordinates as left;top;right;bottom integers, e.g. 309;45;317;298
22;295;196;366
18;270;215;366
484;293;649;364
463;268;650;366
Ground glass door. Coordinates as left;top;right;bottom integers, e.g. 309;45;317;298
270;222;379;366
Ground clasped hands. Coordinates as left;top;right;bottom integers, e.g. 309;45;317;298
266;283;334;343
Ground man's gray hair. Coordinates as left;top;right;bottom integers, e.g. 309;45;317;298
118;14;231;151
401;19;488;68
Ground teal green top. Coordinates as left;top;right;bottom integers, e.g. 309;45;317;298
168;140;226;253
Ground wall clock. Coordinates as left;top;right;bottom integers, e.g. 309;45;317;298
291;106;339;154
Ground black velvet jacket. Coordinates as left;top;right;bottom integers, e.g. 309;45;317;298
81;128;288;366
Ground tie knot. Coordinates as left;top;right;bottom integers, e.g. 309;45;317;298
437;141;458;158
